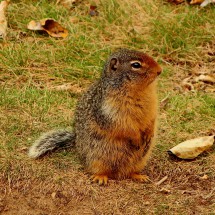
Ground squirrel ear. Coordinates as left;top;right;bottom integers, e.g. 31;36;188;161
109;58;118;71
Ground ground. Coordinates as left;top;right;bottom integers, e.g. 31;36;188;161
0;0;214;214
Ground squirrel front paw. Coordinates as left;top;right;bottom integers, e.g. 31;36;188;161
90;174;108;185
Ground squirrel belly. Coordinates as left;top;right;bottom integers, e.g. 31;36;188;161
29;48;162;185
75;81;158;180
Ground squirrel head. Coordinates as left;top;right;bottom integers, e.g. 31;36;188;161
102;49;162;89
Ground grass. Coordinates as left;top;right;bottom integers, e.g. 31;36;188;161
0;0;215;214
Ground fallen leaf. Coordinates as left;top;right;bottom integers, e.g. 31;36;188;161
27;18;68;38
89;5;99;16
200;0;215;6
57;0;81;9
196;75;215;84
180;68;215;93
190;0;204;4
168;135;214;159
27;20;44;31
0;0;9;40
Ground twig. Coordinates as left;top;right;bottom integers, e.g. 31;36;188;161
155;176;168;186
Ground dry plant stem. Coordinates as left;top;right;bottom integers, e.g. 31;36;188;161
155;176;168;186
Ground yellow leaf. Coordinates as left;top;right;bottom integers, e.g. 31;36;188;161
168;136;214;159
190;0;204;4
27;18;68;38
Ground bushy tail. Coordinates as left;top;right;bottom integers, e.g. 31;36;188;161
28;129;76;159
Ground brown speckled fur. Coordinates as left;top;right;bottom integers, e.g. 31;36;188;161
74;49;161;184
29;49;162;185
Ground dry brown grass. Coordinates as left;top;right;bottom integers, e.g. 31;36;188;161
1;151;214;214
0;0;214;214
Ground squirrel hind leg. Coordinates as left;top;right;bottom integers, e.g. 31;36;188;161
130;173;150;183
90;174;108;186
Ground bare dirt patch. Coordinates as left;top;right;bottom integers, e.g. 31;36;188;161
0;148;214;214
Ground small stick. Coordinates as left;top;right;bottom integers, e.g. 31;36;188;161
155;176;168;186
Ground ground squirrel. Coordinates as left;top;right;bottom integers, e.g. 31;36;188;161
29;48;162;185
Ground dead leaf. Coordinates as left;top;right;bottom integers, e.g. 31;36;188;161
196;75;215;84
57;0;81;9
27;18;68;38
0;0;9;40
190;0;204;4
180;67;215;93
27;20;43;31
200;0;215;6
168;135;214;159
89;5;99;16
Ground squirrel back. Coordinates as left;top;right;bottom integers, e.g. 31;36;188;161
29;48;162;185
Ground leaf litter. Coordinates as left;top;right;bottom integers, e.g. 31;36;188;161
27;18;68;38
181;67;215;93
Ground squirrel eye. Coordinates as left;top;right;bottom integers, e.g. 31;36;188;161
131;62;141;69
